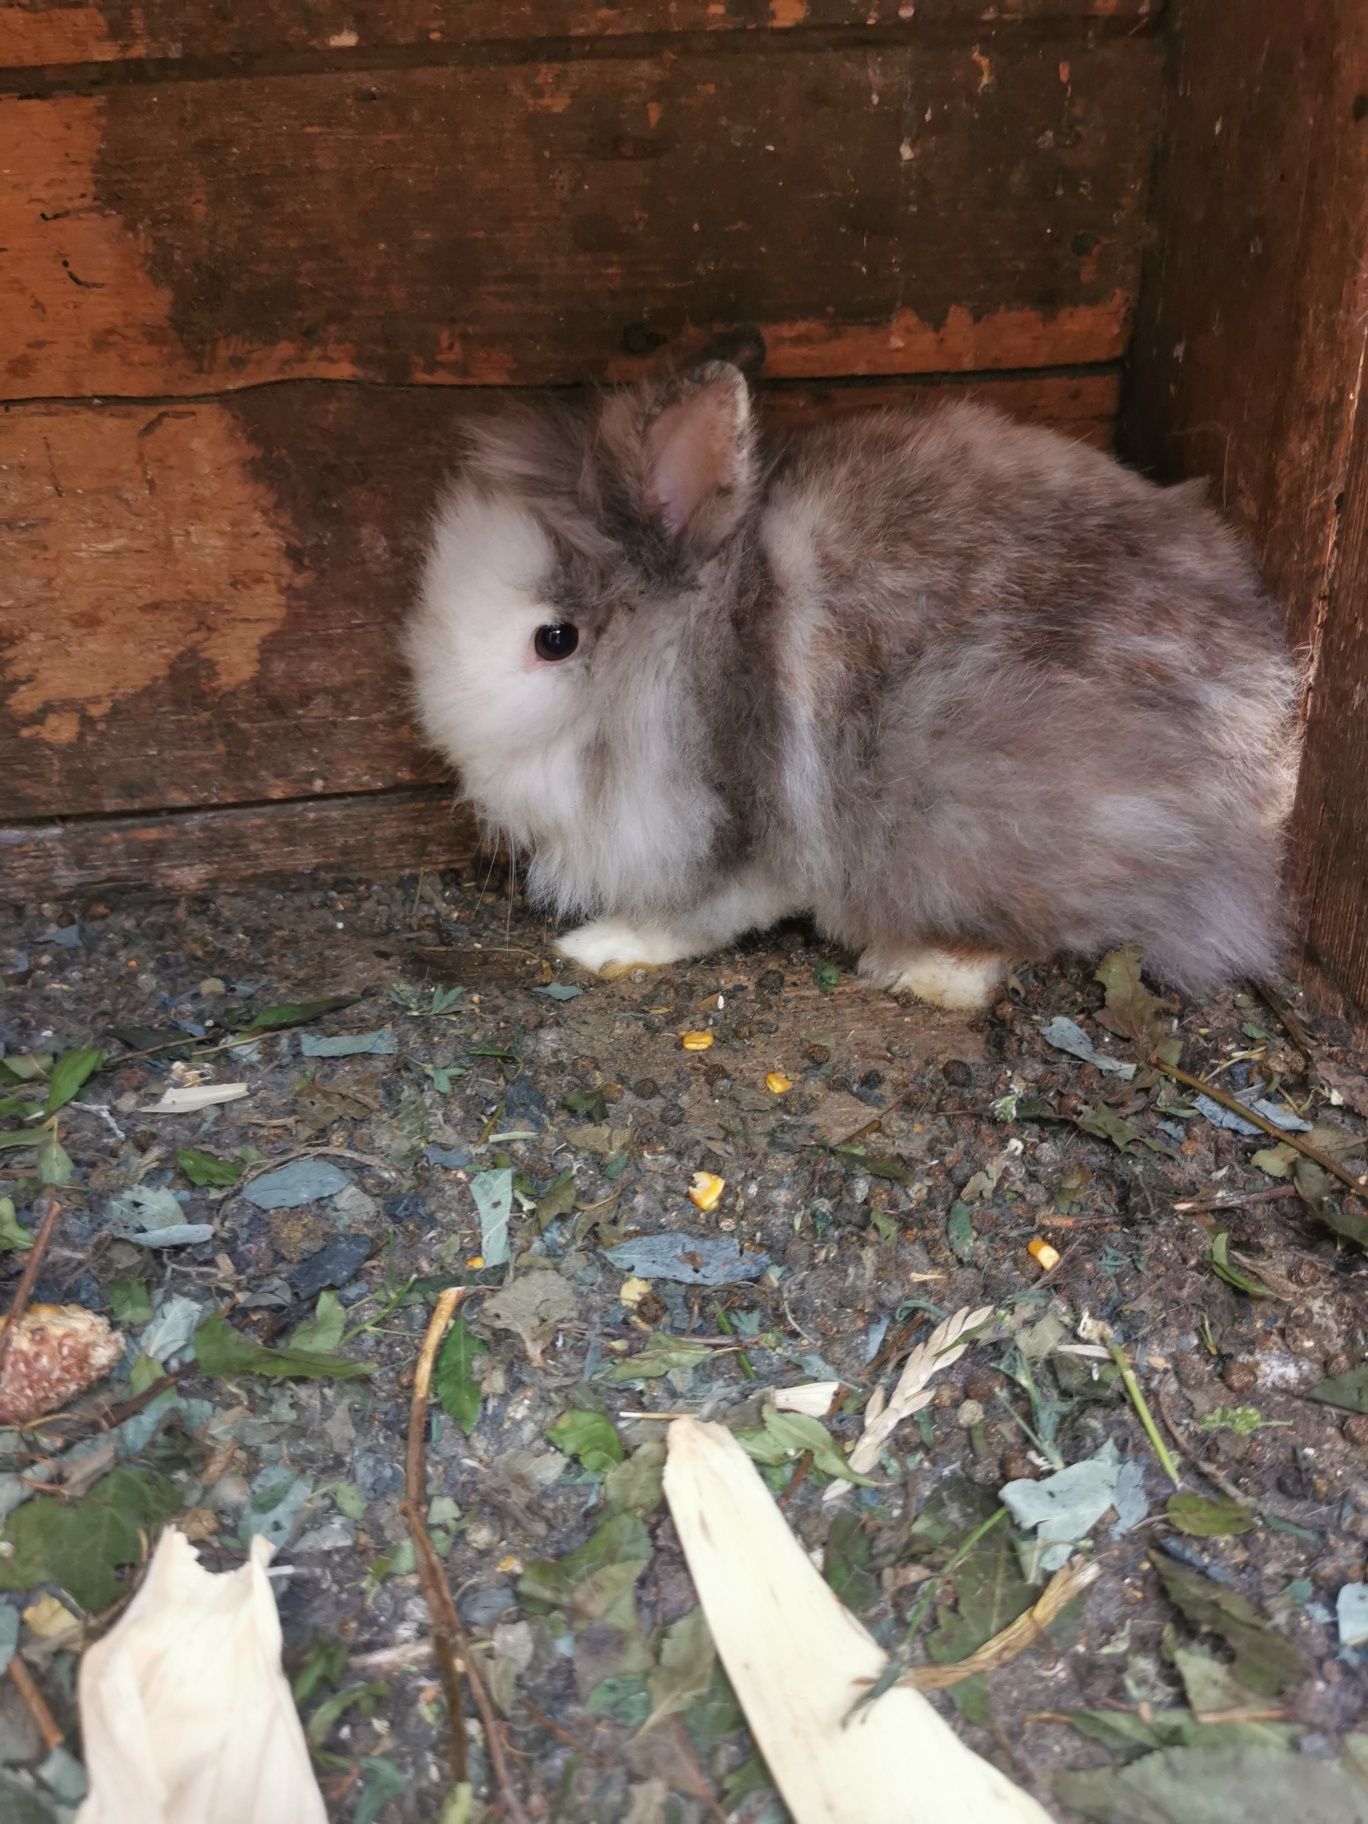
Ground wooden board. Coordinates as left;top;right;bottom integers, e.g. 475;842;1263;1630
0;370;1116;826
0;1;1162;73
2;37;1158;398
1121;0;1368;1020
0;790;475;897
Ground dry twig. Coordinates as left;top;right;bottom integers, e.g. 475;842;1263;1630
1153;1057;1367;1202
401;1289;530;1824
899;1558;1101;1691
8;1657;63;1752
0;1195;64;1392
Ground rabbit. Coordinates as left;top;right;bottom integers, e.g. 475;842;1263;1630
405;354;1300;1010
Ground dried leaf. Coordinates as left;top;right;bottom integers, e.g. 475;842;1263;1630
946;1201;976;1262
1093;946;1174;1050
842;1305;992;1483
240;1159;351;1210
605;1233;769;1286
299;1027;397;1058
772;1381;839;1418
1209;1231;1277;1299
74;1529;327;1823
1336;1583;1368;1649
663;1419;1052;1823
1152;1554;1307;1696
193;1314;373;1382
1302;1364;1368;1415
604;1439;667;1517
644;1606;715;1732
480;1269;578;1366
434;1316;487;1434
470;1168;513;1269
1001;1441;1127;1576
605;1333;713;1384
1054;1741;1366;1824
1041;1018;1137;1079
738;1409;874;1486
144;1084;249;1114
1166;1493;1256;1537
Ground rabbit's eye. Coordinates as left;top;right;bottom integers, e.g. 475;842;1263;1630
534;623;580;662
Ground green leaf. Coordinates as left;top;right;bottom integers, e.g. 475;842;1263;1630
823;1511;879;1613
193;1313;373;1381
519;1512;652;1612
0;1095;39;1120
287;1290;346;1355
1303;1364;1368;1416
736;1408;874;1486
1076;1103;1175;1157
36;1130;73;1185
469;1167;513;1269
548;1408;624;1473
305;1681;389;1749
813;960;840;992
1251;1143;1297;1179
1167;1492;1256;1537
356;1757;408;1824
584;1674;650;1727
603;1437;666;1516
0;1054;52;1085
292;1635;349;1705
0;1131;40;1151
0;1199;32;1253
233;994;358;1035
1209;1231;1276;1299
1055;1741;1366;1824
946;1200;976;1262
1198;1405;1288;1437
563;1087;609;1123
0;1467;182;1610
175;1147;244;1188
44;1047;105;1115
1151;1554;1307;1696
106;1278;154;1325
605;1334;712;1383
433;1315;487;1433
645;1607;715;1730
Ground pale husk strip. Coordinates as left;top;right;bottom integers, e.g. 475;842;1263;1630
664;1418;1051;1824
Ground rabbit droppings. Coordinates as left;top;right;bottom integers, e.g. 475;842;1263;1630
406;360;1299;1011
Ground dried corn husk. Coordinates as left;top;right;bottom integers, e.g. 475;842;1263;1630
771;1381;840;1418
902;1557;1101;1689
664;1419;1051;1823
76;1530;326;1824
0;1304;123;1424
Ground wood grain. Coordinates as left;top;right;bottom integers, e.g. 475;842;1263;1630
0;789;475;897
2;38;1158;398
0;371;1116;825
1121;0;1368;1021
0;1;1163;73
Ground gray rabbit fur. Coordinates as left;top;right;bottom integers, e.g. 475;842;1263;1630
406;355;1300;1009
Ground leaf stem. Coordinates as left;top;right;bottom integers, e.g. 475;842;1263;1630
1107;1338;1181;1488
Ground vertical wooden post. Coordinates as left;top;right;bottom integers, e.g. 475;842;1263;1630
1122;0;1368;1026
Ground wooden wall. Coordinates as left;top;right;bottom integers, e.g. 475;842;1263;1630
1123;0;1368;1025
0;2;1163;894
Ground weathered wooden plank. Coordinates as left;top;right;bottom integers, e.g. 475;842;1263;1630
0;372;1115;825
1121;0;1368;1022
2;39;1157;398
0;789;475;897
1293;384;1368;1030
0;1;1162;74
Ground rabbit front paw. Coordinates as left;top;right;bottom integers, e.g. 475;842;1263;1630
556;918;696;976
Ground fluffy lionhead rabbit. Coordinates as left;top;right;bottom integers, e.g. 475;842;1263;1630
407;356;1299;1010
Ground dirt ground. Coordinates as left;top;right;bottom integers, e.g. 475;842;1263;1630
0;867;1365;1824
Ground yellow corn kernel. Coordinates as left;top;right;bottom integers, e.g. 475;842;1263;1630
765;1071;794;1095
1027;1237;1060;1272
619;1275;652;1307
497;1553;523;1575
681;1030;715;1051
689;1171;726;1213
466;1254;485;1270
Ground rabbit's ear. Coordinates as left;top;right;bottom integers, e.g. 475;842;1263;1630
643;365;757;551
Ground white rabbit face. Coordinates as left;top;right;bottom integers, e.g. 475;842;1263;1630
406;487;592;851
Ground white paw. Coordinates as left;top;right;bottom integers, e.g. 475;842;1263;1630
858;945;1004;1011
556;918;694;975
